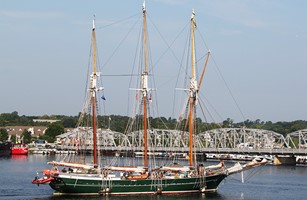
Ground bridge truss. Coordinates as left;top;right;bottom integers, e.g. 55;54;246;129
55;127;307;151
285;129;307;149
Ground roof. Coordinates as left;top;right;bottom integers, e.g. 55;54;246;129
1;126;48;137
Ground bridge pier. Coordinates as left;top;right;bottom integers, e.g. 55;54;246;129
273;155;296;165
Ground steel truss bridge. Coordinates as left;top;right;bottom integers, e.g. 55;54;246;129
56;128;307;156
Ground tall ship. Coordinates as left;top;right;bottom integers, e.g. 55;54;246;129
32;1;264;195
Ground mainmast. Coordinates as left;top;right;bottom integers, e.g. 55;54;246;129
142;0;149;169
189;9;197;167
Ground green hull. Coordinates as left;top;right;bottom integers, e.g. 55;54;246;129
49;173;227;195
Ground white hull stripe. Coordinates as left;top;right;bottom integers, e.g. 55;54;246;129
53;189;217;196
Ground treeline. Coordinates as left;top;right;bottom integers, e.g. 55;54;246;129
1;112;307;137
222;118;307;136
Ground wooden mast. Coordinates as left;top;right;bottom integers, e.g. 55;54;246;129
91;18;98;166
142;1;149;169
189;9;197;167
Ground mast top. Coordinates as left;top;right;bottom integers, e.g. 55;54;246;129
143;0;146;13
191;9;195;20
92;15;96;30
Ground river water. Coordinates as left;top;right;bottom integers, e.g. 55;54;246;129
0;154;306;200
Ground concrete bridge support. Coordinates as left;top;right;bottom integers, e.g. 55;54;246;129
273;155;296;165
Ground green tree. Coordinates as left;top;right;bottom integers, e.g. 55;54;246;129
0;128;8;142
0;111;19;125
21;129;32;144
42;122;64;143
10;134;16;144
223;118;234;128
289;120;307;132
62;117;77;128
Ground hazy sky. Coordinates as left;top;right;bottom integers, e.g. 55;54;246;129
1;0;306;122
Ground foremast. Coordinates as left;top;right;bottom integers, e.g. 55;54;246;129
90;17;103;166
188;10;210;167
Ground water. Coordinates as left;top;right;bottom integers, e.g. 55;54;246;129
0;155;306;200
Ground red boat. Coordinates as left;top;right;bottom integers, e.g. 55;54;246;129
11;144;28;155
32;177;55;185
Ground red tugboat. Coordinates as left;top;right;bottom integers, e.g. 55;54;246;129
11;143;28;155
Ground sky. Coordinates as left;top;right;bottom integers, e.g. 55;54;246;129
0;0;307;123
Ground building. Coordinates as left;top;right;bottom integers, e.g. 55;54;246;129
33;119;60;123
3;126;48;141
